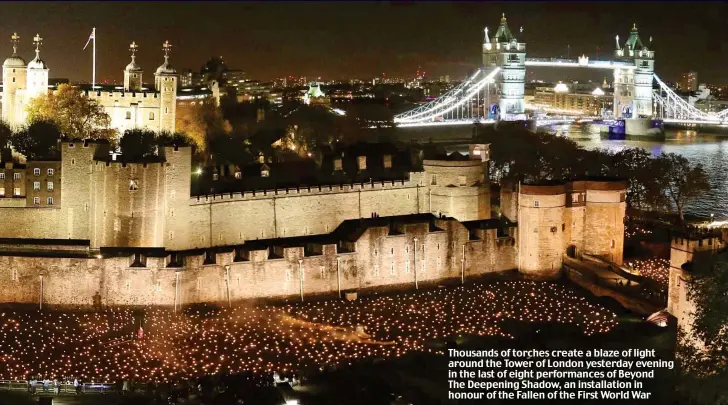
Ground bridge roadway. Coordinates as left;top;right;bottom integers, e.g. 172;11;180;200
524;57;636;69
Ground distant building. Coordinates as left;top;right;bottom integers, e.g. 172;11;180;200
179;69;204;88
679;71;698;92
222;69;246;93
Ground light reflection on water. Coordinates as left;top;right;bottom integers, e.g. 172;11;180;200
557;124;728;219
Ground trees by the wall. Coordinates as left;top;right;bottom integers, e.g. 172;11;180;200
25;84;117;142
11;119;63;160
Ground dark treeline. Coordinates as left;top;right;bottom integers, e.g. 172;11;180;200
476;123;710;221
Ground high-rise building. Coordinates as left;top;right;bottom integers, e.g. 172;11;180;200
679;71;698;92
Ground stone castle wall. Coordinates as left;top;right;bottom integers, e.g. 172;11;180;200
0;217;517;308
514;181;627;280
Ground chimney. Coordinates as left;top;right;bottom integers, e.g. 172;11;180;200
357;156;367;171
383;154;392;169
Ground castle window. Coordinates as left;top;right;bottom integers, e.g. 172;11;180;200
129;179;139;191
405;261;410;274
11;78;14;83
33;168;40;176
13;173;20;180
130;253;147;268
11;269;17;281
374;248;378;256
47;182;53;191
33;182;40;190
611;240;616;248
0;188;4;196
234;171;241;179
149;112;155;120
203;251;216;265
165;107;169;114
285;269;292;282
431;175;437;185
459;176;467;186
571;194;578;203
562;223;565;231
213;173;219;181
0;173;4;179
390;263;395;276
319;266;326;279
33;197;40;205
47;168;54;176
13;188;20;196
373;265;380;278
533;200;540;207
125;111;131;120
47;197;53;205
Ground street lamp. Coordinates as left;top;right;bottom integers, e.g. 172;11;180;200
413;238;419;290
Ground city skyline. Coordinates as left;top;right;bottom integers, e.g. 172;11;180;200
0;2;726;84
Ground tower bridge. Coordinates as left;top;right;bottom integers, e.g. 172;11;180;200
394;14;728;130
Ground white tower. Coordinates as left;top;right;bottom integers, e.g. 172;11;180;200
154;40;177;133
2;33;27;126
26;33;49;101
613;24;654;118
124;41;143;92
482;14;526;120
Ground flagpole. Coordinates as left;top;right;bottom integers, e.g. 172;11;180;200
92;27;96;89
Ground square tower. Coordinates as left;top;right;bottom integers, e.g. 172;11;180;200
482;14;526;121
614;25;654;118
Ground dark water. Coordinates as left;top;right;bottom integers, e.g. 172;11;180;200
395;124;728;220
559;124;728;220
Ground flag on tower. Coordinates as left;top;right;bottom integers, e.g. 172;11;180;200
83;30;95;50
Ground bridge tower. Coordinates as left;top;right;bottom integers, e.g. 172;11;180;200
482;14;526;120
613;24;654;118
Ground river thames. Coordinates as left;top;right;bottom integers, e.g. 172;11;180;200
560;124;728;220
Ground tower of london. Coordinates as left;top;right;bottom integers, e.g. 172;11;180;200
1;34;177;134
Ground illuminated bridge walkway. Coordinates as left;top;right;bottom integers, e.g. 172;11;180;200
394;69;728;128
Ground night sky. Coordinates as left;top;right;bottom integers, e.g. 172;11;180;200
1;1;726;84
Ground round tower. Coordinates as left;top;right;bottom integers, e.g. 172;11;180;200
154;40;177;133
2;33;27;126
517;183;566;280
583;180;627;265
26;33;49;101
124;41;143;92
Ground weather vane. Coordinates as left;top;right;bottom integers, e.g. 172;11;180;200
162;40;172;59
10;32;19;54
33;33;42;53
130;41;138;57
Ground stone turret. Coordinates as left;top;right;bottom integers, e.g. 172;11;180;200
2;33;27;126
26;33;49;101
124;41;143;92
154;41;177;133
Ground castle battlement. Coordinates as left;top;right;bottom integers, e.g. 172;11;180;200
189;178;420;205
84;90;160;99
